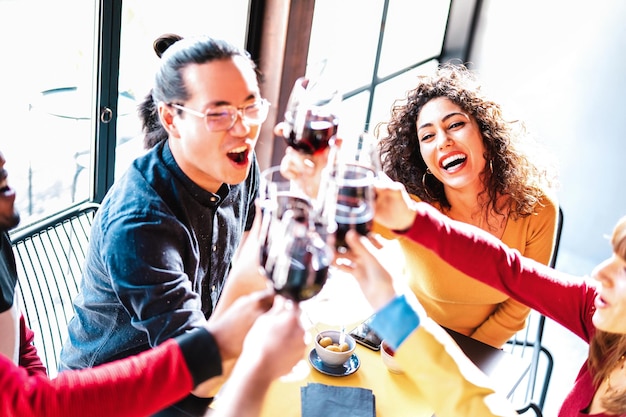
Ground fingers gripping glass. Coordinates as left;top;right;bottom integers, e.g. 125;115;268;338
170;98;270;131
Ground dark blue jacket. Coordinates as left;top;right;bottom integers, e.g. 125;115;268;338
60;140;258;370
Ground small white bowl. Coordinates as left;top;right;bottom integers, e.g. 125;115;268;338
314;330;356;367
381;340;404;374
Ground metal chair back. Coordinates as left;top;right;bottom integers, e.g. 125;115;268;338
11;202;99;377
505;206;563;412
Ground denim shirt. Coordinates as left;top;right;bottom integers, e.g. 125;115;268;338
59;141;259;371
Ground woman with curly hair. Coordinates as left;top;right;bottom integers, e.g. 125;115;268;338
375;63;559;347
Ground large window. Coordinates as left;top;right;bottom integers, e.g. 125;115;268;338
1;0;251;229
0;1;99;227
306;0;451;141
3;0;460;229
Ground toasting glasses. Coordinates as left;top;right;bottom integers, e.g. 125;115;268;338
324;132;381;253
282;76;340;155
259;166;336;302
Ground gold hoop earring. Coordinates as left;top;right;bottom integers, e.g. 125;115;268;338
489;160;493;173
421;168;436;200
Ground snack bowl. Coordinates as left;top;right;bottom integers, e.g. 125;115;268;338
381;339;404;374
314;330;356;367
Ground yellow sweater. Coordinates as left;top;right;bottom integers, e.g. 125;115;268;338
376;194;558;347
397;317;519;417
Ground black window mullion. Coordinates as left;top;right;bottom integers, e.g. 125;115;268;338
245;0;266;64
93;0;123;203
342;55;441;101
361;0;390;132
440;0;481;65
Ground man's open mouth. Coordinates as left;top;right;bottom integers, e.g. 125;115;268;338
227;146;249;164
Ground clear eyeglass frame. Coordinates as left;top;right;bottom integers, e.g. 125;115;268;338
170;98;271;132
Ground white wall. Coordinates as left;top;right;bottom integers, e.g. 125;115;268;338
469;3;625;413
470;0;626;277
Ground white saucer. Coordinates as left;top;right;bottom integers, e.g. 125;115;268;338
308;348;360;376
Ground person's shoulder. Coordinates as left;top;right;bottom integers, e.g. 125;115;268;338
102;146;170;206
97;176;176;235
506;191;558;232
538;190;558;207
534;191;559;219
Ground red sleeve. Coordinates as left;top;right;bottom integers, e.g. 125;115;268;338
404;202;596;343
18;315;47;376
0;339;194;417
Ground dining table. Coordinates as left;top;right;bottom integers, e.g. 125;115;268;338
255;328;529;416
253;270;532;417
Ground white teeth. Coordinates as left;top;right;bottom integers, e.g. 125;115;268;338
441;154;466;169
229;146;247;154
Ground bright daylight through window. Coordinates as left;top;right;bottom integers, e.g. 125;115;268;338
0;0;250;229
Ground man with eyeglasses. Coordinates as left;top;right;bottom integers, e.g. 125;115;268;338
0;149;306;417
59;34;271;417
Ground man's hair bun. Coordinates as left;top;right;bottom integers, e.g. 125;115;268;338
153;33;183;58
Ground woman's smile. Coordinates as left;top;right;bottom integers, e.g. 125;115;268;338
439;151;468;173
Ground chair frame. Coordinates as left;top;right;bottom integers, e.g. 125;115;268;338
507;206;564;414
10;202;99;376
516;401;544;416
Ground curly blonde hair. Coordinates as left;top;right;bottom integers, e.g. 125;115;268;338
376;63;557;219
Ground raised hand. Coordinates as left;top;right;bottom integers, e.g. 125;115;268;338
335;230;397;311
373;173;418;233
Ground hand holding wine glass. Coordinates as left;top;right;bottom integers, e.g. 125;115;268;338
325;132;380;253
263;213;334;302
259;166;336;303
282;76;340;156
330;163;376;253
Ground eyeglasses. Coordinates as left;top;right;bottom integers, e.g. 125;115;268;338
170;98;271;132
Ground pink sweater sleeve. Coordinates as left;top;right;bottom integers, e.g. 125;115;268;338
1;338;194;417
403;202;597;343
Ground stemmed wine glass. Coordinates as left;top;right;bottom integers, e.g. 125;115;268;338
329;163;376;253
282;76;340;156
325;132;380;253
263;213;334;302
259;166;336;303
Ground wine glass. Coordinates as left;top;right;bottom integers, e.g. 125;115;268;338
330;163;376;253
259;165;311;222
337;131;382;173
263;213;334;302
259;166;336;302
259;165;310;275
282;76;340;155
320;131;379;253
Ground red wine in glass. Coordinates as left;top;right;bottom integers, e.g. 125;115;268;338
285;116;338;155
259;193;311;269
268;236;331;302
330;164;375;252
262;216;333;302
334;204;374;252
283;77;340;155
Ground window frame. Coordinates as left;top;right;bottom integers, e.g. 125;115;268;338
93;0;123;203
254;0;481;170
40;0;481;215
